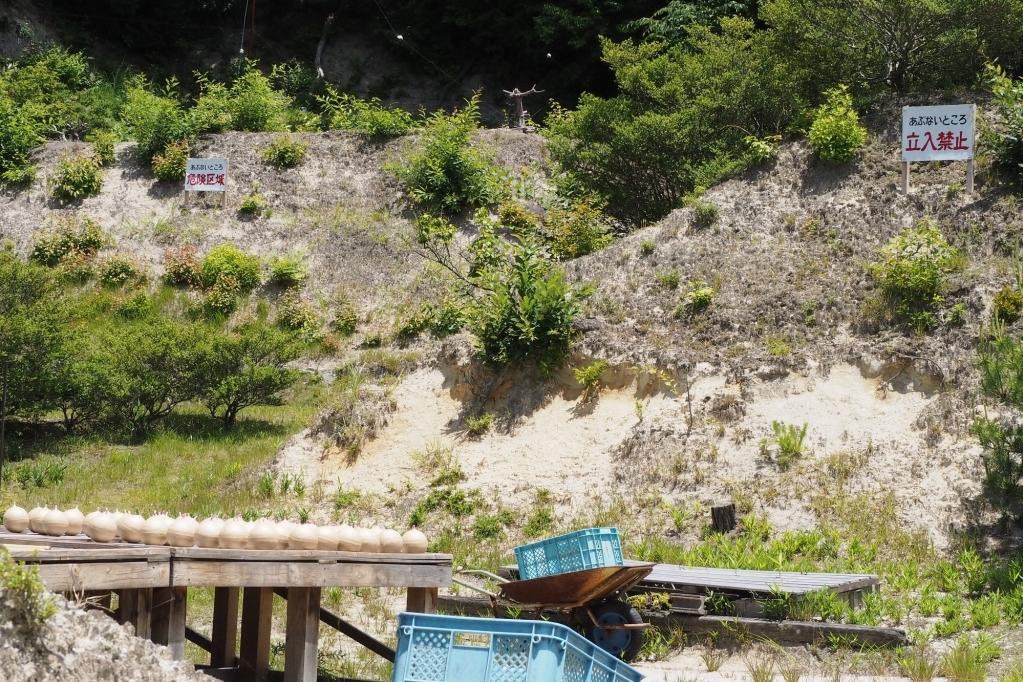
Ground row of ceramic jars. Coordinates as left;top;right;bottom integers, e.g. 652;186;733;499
3;505;428;553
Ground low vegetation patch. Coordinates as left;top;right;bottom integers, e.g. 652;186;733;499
318;85;419;138
808;85;867;164
675;280;715;319
260;134;307;168
50;154;103;201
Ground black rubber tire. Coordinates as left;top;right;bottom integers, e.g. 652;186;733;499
585;599;645;662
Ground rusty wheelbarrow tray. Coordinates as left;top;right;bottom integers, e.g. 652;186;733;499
452;562;655;661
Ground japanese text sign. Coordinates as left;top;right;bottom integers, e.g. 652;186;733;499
184;158;228;192
902;105;974;162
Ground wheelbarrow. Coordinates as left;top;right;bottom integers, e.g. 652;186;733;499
453;561;655;662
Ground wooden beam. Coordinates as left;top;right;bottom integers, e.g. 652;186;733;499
152;586;187;660
211;586;240;667
406;587;438;614
273;588;395;663
172;560;450;588
34;560;169;591
284;586;321;682
240;587;273;681
186;625;214;653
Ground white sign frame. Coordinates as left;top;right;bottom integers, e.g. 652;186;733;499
184;158;229;193
900;104;976;193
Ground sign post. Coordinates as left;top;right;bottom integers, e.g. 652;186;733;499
184;157;229;206
901;104;975;194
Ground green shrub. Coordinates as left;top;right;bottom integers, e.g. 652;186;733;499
261;134;307;168
465;412;495;437
768;421;808;469
270;59;318;105
544;199;613;260
120;80;193;162
200;244;261;291
318;85;418;138
640;240;656;255
98;257;142;288
0;550;58;629
29;216;105;266
50;154;103;201
162;245;199;287
574;359;609;399
469;241;591;375
0;93;42;186
239;193;268;217
202;274;242;317
225;64;291;132
692;200;719;228
940;635;997;682
276;290;321;339
675;280;715;318
974;332;1023;523
88;130;118;166
993;286;1023;323
330;292;359;336
808;85;867;164
269;254;307;287
151;139;189;181
985;63;1023;185
656;269;681;289
117;291;154;320
55;249;95;284
869;220;962;331
391;94;504;213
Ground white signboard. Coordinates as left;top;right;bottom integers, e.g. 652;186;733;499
184;158;228;192
901;104;975;161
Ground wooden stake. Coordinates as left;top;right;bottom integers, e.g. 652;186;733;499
711;500;737;533
901;161;910;194
284;587;321;682
406;587;438;613
240;587;273;680
211;586;240;668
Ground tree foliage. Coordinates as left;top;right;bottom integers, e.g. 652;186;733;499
975;331;1023;524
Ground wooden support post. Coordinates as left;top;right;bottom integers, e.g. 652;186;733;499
966;158;975;194
406;587;438;614
211;587;240;668
284;587;321;682
116;588;153;640
240;587;273;681
711;500;737;534
152;586;188;660
901;161;910;193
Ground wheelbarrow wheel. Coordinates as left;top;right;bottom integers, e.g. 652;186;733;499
585;599;645;662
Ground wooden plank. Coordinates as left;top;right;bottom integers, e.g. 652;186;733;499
9;546;171;561
152;586;187;660
239;587;273;681
173;560;451;588
284;587;321;682
211;586;240;667
35;561;170;591
170;547;450;563
406;587;438;614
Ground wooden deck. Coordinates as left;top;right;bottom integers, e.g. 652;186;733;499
3;531;452;682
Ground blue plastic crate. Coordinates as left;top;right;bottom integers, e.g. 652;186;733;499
514;528;623;581
392;612;644;682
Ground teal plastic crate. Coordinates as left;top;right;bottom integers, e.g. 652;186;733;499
392;612;643;682
514;528;623;580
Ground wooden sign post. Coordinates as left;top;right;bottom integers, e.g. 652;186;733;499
901;104;976;194
184;157;229;208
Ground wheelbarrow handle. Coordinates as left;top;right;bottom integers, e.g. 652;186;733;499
451;569;511;599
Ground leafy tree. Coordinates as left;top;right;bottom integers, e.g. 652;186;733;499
986;63;1023;185
120;79;193;162
0;93;42;186
201;323;302;427
0;253;68;478
96;319;212;436
545;19;804;225
808;85;868;163
975;331;1023;524
631;0;758;42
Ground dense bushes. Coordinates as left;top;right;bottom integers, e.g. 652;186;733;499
29;216;106;266
808;86;867;163
318;86;418;138
0;94;41;186
0;252;302;437
151;140;189;181
391;95;505;214
986;63;1023;185
119;81;192;162
49;154;103;201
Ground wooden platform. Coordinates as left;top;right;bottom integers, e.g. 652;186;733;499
3;531;452;682
641;562;879;596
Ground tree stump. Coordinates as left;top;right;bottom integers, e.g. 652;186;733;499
711;500;737;533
